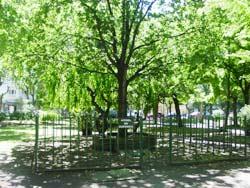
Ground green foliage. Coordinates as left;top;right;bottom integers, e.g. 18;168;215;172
0;113;6;122
41;111;60;121
1;0;250;116
9;112;34;120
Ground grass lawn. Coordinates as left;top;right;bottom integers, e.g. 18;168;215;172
0;125;35;142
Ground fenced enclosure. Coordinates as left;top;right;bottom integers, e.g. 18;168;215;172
34;114;250;172
34;114;144;172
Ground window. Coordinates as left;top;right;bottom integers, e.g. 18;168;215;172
8;89;16;95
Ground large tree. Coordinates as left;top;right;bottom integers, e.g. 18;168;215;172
5;0;165;120
78;0;163;119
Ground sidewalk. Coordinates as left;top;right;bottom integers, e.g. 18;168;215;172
0;141;250;188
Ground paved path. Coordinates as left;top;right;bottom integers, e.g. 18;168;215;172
0;141;250;188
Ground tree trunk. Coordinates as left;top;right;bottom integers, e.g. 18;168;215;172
199;102;204;122
94;110;110;136
224;101;230;127
232;96;238;126
168;102;172;116
209;104;213;116
117;69;128;137
118;74;128;119
143;104;151;120
172;94;182;127
224;74;231;127
243;89;250;105
153;97;159;125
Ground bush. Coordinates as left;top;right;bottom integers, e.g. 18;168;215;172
9;112;25;120
9;112;34;120
24;112;34;120
0;113;6;122
41;111;59;121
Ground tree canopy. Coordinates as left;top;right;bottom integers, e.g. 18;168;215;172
1;0;249;120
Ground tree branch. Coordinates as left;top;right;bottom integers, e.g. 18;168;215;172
106;0;119;60
126;0;157;64
128;56;155;83
86;86;104;114
25;53;111;75
80;1;118;67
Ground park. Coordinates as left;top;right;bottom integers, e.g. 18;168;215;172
0;0;250;187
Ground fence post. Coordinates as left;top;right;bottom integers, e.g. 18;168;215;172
34;115;39;173
169;117;173;164
244;116;247;158
69;114;72;150
139;118;143;168
77;116;80;155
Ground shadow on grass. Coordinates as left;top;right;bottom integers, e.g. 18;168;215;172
0;142;250;188
0;130;32;141
0;126;34;141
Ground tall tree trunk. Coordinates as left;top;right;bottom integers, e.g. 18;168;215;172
172;94;182;127
241;81;250;105
143;104;150;120
224;101;230;127
243;89;250;105
153;96;159;124
232;96;238;126
199;102;204;122
224;74;231;127
102;109;110;134
209;104;213;116
168;102;172;116
117;69;128;137
117;73;128;119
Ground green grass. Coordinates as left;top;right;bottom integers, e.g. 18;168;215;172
0;125;35;141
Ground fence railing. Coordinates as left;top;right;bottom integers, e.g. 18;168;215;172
34;114;250;172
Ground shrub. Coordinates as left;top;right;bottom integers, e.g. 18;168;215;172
9;112;34;120
24;112;34;120
9;112;25;120
41;111;59;121
0;113;6;122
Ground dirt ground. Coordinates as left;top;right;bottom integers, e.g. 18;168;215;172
0;141;250;188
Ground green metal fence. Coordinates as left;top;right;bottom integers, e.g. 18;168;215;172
34;114;250;172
